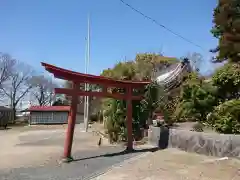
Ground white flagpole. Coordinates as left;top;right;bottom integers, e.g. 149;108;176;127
84;15;90;132
83;35;87;130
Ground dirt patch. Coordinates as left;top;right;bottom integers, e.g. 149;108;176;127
93;148;240;180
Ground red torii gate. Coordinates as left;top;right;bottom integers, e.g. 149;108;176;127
41;62;150;162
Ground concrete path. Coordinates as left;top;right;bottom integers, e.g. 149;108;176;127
93;148;240;180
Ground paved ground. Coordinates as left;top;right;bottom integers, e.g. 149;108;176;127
93;148;240;180
0;146;150;180
0;124;148;180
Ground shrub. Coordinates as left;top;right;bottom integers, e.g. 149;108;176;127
207;99;240;134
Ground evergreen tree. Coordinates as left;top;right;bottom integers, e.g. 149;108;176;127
211;0;240;62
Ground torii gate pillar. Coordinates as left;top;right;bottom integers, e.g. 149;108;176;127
126;86;133;151
62;83;79;162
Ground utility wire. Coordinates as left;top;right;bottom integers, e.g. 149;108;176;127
119;0;206;51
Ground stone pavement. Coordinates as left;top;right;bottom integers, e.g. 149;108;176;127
92;148;240;180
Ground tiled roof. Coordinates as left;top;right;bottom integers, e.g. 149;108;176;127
28;106;70;112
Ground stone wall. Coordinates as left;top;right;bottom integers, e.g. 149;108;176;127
148;126;240;159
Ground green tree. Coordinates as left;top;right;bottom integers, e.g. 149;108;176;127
212;63;240;99
135;53;178;80
101;53;178;81
102;61;137;82
175;73;218;122
207;99;240;134
101;53;177;142
211;0;240;62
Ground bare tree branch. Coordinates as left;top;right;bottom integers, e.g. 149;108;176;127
29;75;57;106
0;53;16;99
0;60;35;119
186;52;204;73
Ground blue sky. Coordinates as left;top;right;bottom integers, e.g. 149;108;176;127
0;0;218;76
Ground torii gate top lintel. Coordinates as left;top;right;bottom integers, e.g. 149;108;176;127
41;62;150;88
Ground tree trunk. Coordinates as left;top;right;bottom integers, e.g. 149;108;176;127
12;107;16;123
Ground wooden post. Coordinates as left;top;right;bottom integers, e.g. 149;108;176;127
126;86;133;151
62;82;79;162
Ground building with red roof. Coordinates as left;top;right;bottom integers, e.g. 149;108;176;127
29;106;70;112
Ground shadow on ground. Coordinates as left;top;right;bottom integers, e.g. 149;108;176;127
73;147;159;162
